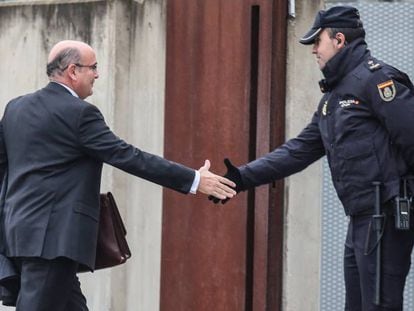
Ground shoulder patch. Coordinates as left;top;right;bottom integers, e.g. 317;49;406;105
377;80;396;102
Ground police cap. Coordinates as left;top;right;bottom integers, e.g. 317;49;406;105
299;6;363;45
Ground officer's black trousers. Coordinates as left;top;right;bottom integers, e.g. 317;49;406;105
344;214;414;311
13;256;89;311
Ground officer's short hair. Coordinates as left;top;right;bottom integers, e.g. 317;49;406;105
326;27;366;44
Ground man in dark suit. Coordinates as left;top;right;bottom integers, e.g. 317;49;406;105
0;40;236;310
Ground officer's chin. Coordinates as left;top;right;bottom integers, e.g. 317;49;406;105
317;61;326;70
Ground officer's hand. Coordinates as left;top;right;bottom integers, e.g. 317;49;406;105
208;158;245;204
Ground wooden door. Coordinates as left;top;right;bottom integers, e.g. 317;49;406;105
161;1;287;310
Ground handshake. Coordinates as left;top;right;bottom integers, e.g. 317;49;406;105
197;158;245;204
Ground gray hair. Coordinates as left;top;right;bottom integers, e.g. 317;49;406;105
46;47;82;77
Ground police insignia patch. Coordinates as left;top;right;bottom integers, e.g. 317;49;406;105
377;80;396;102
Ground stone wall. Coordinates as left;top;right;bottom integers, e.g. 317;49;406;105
0;1;166;310
284;0;324;310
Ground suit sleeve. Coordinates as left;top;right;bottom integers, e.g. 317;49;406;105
239;111;325;189
0;121;7;185
367;69;414;169
77;104;195;194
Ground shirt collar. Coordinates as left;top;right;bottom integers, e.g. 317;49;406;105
52;81;79;98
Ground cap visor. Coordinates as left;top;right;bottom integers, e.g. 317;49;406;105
299;27;322;45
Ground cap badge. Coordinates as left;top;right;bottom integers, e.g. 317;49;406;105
377;80;396;102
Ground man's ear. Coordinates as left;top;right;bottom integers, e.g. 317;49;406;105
67;64;78;81
335;33;346;47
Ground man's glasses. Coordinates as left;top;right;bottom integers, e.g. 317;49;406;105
74;63;98;73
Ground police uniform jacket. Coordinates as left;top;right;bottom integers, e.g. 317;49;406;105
239;38;414;215
0;82;195;269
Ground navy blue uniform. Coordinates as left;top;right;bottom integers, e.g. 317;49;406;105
238;38;414;310
240;38;414;216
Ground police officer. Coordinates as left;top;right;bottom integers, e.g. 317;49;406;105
214;6;414;311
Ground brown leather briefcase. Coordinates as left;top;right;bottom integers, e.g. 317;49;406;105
94;192;131;270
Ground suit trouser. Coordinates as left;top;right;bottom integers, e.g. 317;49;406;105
344;213;414;311
13;256;88;311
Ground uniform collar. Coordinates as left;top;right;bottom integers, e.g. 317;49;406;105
319;38;370;92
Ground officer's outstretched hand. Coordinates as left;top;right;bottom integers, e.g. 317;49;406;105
208;158;245;204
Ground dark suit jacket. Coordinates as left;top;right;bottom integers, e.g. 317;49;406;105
0;82;194;269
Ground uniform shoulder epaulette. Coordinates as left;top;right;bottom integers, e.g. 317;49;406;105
366;59;382;72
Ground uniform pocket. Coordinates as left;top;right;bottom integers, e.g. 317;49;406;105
337;139;379;182
340;139;372;159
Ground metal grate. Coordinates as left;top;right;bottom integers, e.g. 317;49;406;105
320;160;348;311
320;2;414;310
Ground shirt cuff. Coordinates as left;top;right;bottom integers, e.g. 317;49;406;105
190;170;200;194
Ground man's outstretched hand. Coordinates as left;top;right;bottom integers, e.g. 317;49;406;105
197;160;237;200
209;158;245;204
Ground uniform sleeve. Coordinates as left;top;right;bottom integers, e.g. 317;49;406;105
367;69;414;168
77;104;195;194
239;111;325;189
